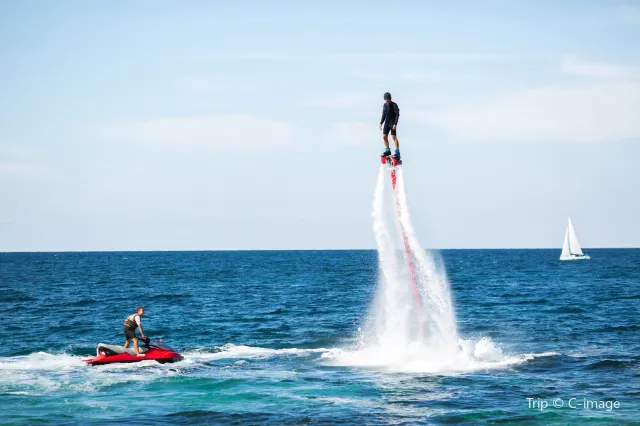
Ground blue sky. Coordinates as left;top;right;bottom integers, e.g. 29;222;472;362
1;0;639;251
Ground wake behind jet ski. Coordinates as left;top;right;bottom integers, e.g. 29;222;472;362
84;337;183;366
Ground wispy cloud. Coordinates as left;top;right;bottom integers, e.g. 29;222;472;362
407;55;640;143
411;82;640;143
304;92;374;109
350;71;387;82
351;70;448;83
108;115;295;152
204;52;514;63
398;72;431;82
561;55;629;79
0;163;47;179
174;76;222;91
615;4;640;24
324;122;378;147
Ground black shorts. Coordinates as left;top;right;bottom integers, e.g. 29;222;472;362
383;123;397;136
124;327;137;340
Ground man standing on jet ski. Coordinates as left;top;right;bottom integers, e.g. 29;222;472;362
379;92;401;161
123;306;147;357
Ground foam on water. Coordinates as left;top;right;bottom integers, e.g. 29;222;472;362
322;336;558;373
0;344;329;376
0;351;181;395
183;344;330;362
0;344;333;395
0;352;85;371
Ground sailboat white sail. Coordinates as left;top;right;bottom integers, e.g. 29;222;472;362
560;218;590;260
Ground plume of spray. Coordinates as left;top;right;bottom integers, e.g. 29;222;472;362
368;165;412;347
321;165;549;373
366;165;461;360
394;167;459;351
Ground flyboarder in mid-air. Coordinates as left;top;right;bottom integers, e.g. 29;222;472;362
379;92;401;161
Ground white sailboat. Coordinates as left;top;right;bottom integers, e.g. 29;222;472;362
560;218;590;260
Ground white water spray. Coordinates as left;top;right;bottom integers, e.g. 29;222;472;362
322;165;555;373
394;167;458;350
368;165;461;356
368;165;413;346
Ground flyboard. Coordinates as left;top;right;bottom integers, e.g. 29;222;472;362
380;153;424;339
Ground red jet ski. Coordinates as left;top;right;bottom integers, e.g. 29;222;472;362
84;337;183;366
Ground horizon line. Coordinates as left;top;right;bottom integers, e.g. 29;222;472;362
1;247;638;254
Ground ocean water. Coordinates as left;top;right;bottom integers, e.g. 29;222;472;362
1;249;639;425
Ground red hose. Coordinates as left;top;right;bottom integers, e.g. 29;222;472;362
390;168;424;340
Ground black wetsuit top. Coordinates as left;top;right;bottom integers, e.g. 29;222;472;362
380;101;400;126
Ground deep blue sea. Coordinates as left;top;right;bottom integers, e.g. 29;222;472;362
1;249;639;425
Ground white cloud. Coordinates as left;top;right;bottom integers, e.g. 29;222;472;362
398;72;430;82
108;115;295;152
325;122;379;147
352;70;446;83
350;71;386;82
615;4;640;23
411;82;640;143
208;52;512;63
0;163;47;178
561;55;628;79
174;76;222;91
304;92;374;109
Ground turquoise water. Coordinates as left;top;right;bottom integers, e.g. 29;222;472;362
1;249;639;425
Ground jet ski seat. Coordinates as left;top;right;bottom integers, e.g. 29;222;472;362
96;343;149;357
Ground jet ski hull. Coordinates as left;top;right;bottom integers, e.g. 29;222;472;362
84;340;183;366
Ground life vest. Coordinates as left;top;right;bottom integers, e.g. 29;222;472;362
122;313;139;330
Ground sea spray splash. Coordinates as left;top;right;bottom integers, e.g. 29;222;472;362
368;164;459;351
395;167;458;350
390;167;425;340
367;165;412;347
321;164;527;373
